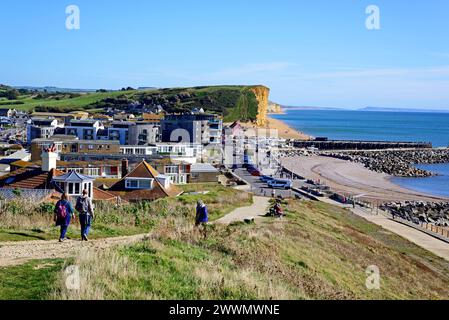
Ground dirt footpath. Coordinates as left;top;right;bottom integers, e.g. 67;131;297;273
215;196;271;225
0;234;149;267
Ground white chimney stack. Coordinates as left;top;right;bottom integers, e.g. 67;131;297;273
41;145;58;172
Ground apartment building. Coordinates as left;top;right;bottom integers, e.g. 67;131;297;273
31;137;120;162
161;113;222;145
26;118;63;143
120;143;201;164
65;119;104;140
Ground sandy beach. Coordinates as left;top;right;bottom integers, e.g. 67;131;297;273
282;156;449;203
226;117;311;140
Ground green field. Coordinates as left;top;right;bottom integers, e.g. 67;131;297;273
0;90;136;111
0;84;264;122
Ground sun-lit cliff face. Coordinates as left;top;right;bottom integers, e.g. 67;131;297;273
251;85;270;126
268;101;283;114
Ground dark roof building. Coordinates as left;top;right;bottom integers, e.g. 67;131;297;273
108;160;182;202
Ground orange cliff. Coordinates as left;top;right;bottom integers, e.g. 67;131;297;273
251;85;270;127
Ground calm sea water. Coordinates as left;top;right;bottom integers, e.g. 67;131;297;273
272;110;449;147
272;110;449;198
392;164;449;198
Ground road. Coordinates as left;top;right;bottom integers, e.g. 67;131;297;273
232;168;298;199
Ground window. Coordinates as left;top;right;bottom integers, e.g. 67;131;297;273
125;179;138;189
165;166;178;174
139;179;152;189
74;183;80;195
87;168;100;176
125;178;153;190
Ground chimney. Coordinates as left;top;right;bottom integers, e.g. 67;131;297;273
121;159;129;177
41;149;58;172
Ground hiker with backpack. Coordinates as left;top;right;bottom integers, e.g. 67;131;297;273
75;189;95;241
54;193;75;242
195;200;209;227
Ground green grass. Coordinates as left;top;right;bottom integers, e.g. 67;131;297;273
0;90;135;111
177;183;253;220
0;225;146;242
0;185;252;242
5;189;449;300
0;259;65;300
53;199;449;300
0;85;266;123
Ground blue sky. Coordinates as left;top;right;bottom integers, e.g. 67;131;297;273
1;0;449;109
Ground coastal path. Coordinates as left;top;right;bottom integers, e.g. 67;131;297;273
0;233;149;267
350;206;449;262
215;196;271;225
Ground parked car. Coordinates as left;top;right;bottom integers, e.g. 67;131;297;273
260;175;275;183
268;179;292;189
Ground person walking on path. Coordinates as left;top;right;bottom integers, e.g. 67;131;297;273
54;193;75;242
195;200;209;239
195;200;209;226
76;189;95;241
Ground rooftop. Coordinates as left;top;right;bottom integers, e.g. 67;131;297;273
52;171;95;183
190;163;219;173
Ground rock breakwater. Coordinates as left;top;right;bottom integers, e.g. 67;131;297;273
325;149;449;177
380;202;449;226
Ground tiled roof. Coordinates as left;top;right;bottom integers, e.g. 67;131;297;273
0;168;64;189
191;163;219;173
52;171;95;183
93;187;119;201
10;160;38;168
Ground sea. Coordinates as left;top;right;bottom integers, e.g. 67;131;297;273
272;109;449;198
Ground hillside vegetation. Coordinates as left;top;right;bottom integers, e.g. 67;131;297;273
49;200;449;299
2;186;448;300
0;184;251;242
50;200;449;300
0;84;266;123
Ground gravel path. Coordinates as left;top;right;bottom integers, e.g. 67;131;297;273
215;196;271;225
0;234;149;267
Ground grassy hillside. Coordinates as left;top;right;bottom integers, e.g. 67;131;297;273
2;187;448;300
0;183;251;242
0;85;263;122
50;199;449;300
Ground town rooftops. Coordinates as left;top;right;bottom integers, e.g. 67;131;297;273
190;163;219;173
0;167;63;189
52;171;95;183
31;135;78;143
111;121;136;128
108;160;182;201
30;118;58;126
68;119;101;126
75;140;121;145
163;113;221;121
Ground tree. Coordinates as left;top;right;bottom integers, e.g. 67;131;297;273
6;89;19;100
